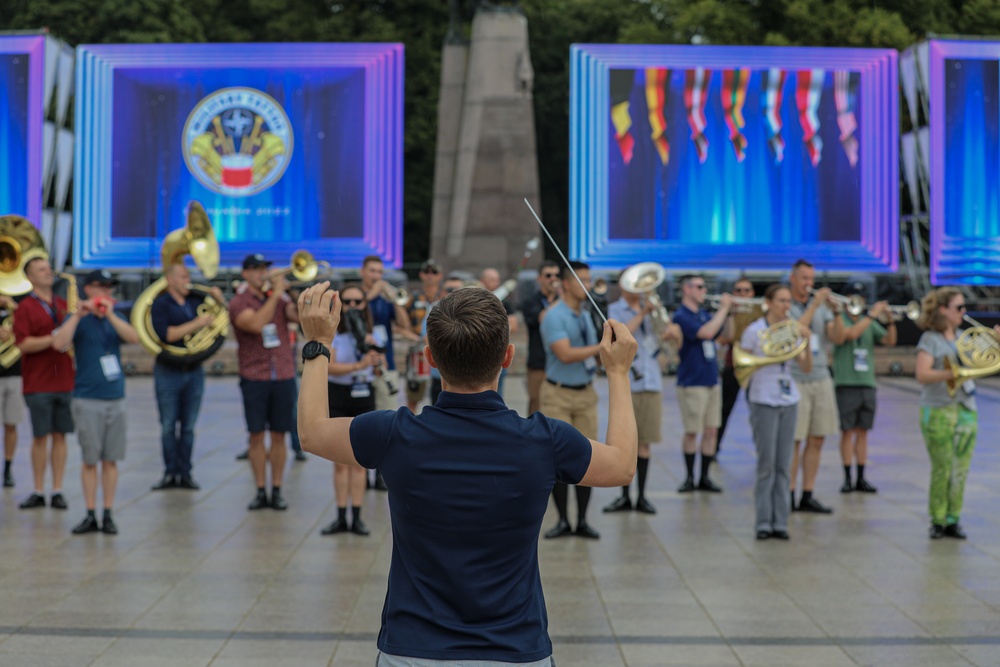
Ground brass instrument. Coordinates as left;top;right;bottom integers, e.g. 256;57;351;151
733;318;809;388
880;300;921;322
705;294;767;314
809;287;864;317
489;237;543;303
270;249;333;286
618;263;671;345
943;314;1000;397
0;315;19;368
379;282;410;307
591;277;609;297
0;215;49;368
131;201;229;364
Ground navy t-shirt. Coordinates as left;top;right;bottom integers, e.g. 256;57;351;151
73;316;124;400
368;295;397;371
350;390;592;662
674;304;720;387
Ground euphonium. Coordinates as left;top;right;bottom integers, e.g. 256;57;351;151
733;318;809;388
943;314;1000;397
618;263;672;349
130;201;229;364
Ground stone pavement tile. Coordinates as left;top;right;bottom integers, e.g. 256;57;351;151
803;604;930;638
331;640;378;667
620;643;741;666
605;601;718;637
550;642;626;666
953;643;1000;667
99;636;227;660
731;645;857;667
844;644;978;667
0;653;105;667
0;633;116;658
215;637;337;661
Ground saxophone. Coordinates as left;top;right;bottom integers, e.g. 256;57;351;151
57;273;79;358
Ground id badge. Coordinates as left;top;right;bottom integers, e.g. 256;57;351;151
778;377;792;397
261;323;280;349
350;376;371;398
99;354;122;382
702;340;716;360
583;356;597;373
962;379;976;396
810;333;820;356
853;348;869;372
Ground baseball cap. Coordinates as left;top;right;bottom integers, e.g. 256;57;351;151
420;259;441;273
842;282;866;297
242;253;273;270
84;269;119;286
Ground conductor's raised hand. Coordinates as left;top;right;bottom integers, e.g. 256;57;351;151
297;281;339;343
600;319;637;376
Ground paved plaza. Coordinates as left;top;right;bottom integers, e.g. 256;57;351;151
1;374;1000;666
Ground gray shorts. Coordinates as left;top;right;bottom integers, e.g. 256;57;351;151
24;392;74;438
836;386;876;431
71;398;127;465
0;375;24;425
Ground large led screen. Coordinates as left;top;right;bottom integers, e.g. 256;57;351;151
75;43;403;270
930;40;1000;285
571;45;898;271
0;36;44;223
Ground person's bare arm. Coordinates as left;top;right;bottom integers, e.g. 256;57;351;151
915;349;952;385
106;309;140;344
548;338;601;364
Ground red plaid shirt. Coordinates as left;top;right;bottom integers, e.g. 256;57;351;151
229;291;296;382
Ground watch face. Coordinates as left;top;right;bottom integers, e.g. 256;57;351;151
303;341;327;359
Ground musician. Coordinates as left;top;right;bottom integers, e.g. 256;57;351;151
404;259;444;412
673;275;729;493
0;294;23;489
296;283;637;665
480;267;520;397
14;258;78;510
425;275;467;406
69;270;139;535
914;288;995;540
830;284;896;494
741;285;812;540
787;259;843;513
360;255;416;411
521;260;560;415
320;284;382;536
539;261;602;539
603;275;674;514
150;263;224;491
717;277;756;452
229;253;300;511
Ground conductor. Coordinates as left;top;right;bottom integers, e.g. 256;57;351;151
297;283;638;666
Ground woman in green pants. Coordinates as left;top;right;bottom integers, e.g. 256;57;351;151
914;287;998;540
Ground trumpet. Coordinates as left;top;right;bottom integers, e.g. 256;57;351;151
880;300;921;322
591;277;609;297
705;294;767;314
809;287;864;317
380;281;410;307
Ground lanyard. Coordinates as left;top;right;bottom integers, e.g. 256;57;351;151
30;293;61;326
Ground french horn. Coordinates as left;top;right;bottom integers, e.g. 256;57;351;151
943;313;1000;397
733;318;809;388
130;202;229;365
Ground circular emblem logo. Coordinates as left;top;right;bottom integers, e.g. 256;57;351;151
182;87;293;196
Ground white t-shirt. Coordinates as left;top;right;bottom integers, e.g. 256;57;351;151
740;318;800;407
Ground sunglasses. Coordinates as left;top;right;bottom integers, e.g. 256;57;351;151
541;272;559;279
954;303;967;311
343;298;366;306
690;284;707;290
734;287;753;293
422;267;440;275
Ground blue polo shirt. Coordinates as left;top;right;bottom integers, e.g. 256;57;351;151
674;304;719;387
350;392;592;662
150;291;207;343
72;316;124;400
540;300;597;386
368;295;398;371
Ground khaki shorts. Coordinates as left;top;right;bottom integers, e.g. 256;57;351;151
632;391;662;444
0;375;24;425
677;385;721;433
540;382;598;440
405;378;428;405
373;370;401;411
794;376;840;441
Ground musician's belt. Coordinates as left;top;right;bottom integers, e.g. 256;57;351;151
546;378;591;391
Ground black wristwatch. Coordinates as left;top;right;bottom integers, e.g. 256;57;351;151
301;340;331;363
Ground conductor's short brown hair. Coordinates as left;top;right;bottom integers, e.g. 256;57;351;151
426;287;509;388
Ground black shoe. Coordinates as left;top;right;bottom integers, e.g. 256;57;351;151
3;471;13;488
49;493;68;510
677;477;696;493
320;518;348;535
102;517;118;535
374;473;388;491
247;490;269;511
294;450;307;462
574;522;600;539
855;479;877;494
797;496;833;514
269;490;288;511
544;519;572;539
698;478;723;493
177;476;200;490
18;492;45;509
602;496;632;513
756;530;771;540
770;529;790;540
840;480;853;493
944;523;967;540
635;497;657;514
236;449;249;461
71;515;100;534
151;475;176;491
351;519;370;536
929;523;946;540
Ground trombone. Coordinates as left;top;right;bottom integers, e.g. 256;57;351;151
269;249;332;286
809;287;864;316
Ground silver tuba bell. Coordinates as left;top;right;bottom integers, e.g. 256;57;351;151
618;262;672;347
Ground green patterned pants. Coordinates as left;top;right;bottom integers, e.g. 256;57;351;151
920;404;977;525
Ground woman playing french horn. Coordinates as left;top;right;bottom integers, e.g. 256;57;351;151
739;285;812;541
914;288;1000;540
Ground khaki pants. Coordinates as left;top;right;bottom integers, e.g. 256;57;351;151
539;382;598;439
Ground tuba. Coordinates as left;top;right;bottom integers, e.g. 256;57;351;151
130;202;229;365
733;318;809;388
943;314;1000;397
0;215;50;368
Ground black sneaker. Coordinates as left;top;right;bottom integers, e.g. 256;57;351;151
102;516;119;535
269;490;288;511
49;493;68;510
944;523;967;540
3;470;13;488
854;479;877;494
247;490;269;511
929;523;946;540
176;476;200;490
19;492;45;509
71;516;100;534
602;496;632;513
797;496;833;514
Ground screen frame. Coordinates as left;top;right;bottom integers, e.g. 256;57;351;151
0;35;45;225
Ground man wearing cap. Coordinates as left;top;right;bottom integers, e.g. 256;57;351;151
229;253;300;511
69;270;139;535
14;257;80;510
149;262;225;491
404;259;444;412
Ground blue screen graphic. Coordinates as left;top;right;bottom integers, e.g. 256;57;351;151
0;53;29;217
